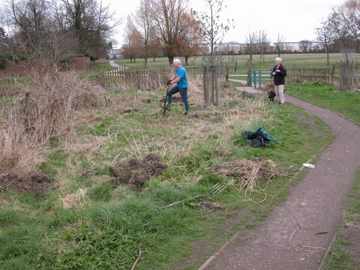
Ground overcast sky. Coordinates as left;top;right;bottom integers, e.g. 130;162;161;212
106;0;343;46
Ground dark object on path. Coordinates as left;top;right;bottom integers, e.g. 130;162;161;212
111;154;167;188
242;128;274;148
0;172;51;194
268;90;276;102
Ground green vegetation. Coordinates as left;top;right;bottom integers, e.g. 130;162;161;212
0;94;333;269
324;170;360;270
288;83;360;125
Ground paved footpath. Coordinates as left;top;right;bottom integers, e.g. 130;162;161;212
200;96;360;270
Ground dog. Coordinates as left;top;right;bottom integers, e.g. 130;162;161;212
268;90;276;102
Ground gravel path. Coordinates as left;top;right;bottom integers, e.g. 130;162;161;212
199;96;360;270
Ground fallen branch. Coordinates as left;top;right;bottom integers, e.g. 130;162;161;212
160;195;203;210
130;248;142;270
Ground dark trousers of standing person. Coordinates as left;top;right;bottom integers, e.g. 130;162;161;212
166;86;189;113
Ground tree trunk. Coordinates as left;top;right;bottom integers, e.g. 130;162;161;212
326;46;330;66
168;55;174;65
144;57;148;68
185;56;189;65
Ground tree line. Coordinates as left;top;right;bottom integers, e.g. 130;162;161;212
121;0;231;66
317;0;360;64
0;0;114;67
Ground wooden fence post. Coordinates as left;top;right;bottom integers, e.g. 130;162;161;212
203;66;209;106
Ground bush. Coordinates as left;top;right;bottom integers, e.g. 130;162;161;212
0;71;102;175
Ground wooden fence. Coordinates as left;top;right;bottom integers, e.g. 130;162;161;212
98;69;167;90
98;66;203;91
287;67;338;85
228;65;359;89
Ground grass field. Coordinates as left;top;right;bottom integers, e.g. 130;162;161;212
287;83;360;125
0;80;333;270
118;53;360;72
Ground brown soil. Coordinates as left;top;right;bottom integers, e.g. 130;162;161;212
0;172;51;194
110;154;167;188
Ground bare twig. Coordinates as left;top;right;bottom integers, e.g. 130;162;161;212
160;195;203;210
130;248;142;270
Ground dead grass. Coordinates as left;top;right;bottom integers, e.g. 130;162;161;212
0;71;103;175
213;159;280;190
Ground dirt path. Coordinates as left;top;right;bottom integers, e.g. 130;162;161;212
199;96;360;270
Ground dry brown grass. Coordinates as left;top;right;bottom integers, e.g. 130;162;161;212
213;159;280;190
0;71;103;175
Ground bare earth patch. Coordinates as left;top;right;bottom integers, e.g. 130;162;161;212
111;154;167;188
0;171;51;194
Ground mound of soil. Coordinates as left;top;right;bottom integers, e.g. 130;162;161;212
111;154;167;188
0;172;51;194
213;159;279;190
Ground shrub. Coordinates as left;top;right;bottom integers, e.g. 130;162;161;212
0;71;102;175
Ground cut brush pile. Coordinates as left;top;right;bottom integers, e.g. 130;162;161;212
213;159;280;190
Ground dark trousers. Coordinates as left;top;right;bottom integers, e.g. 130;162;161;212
166;86;189;112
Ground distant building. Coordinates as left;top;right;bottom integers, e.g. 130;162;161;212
108;48;122;59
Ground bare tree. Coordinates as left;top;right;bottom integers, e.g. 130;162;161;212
10;0;51;56
245;32;256;69
149;0;188;64
256;30;269;64
122;16;143;62
148;37;162;61
316;23;332;66
194;0;232;56
135;0;152;67
299;40;313;53
177;12;204;65
60;0;114;58
5;0;114;63
275;33;285;57
322;0;360;52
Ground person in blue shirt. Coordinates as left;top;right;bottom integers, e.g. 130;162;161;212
166;58;189;115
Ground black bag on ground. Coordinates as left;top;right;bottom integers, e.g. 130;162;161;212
242;128;274;148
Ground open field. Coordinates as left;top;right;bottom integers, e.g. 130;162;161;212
0;71;333;269
118;53;360;72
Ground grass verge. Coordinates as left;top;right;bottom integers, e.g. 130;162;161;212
324;170;360;270
287;83;360;125
0;100;333;270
